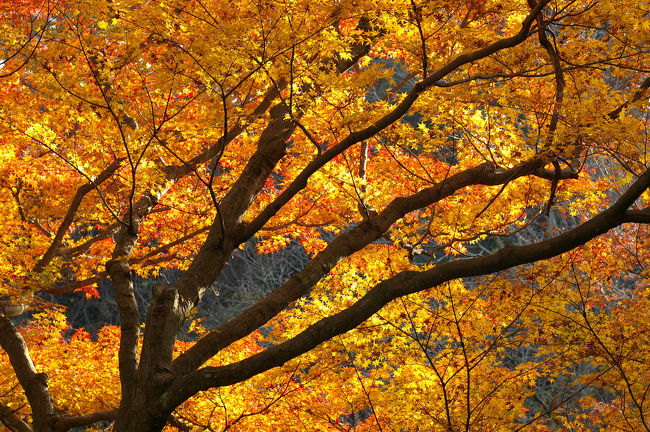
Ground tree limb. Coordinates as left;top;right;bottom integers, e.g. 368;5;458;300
0;401;31;432
52;409;118;432
34;158;123;273
241;0;549;241
171;156;554;376
0;318;54;432
163;167;650;408
106;192;160;430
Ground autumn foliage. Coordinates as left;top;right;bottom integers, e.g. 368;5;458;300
0;0;649;431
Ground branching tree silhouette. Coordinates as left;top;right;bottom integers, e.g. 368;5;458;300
0;0;648;431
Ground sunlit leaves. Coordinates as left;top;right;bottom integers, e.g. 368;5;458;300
0;0;648;430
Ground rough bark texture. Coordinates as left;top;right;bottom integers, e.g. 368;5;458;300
108;193;159;431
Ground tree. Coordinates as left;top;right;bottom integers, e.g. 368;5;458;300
0;0;648;430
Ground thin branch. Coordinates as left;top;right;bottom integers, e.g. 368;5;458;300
34;158;123;273
0;2;53;79
242;0;549;240
410;0;428;78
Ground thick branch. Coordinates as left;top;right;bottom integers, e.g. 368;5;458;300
241;0;548;240
52;409;118;432
120;7;546;424
163;168;650;407
138;102;298;394
0;318;54;432
162;16;373;183
55;225;118;258
162;83;282;181
624;208;650;223
171;156;553;375
172;16;378;306
42;275;105;295
534;1;565;146
104;29;386;404
0;402;31;432
608;76;650;120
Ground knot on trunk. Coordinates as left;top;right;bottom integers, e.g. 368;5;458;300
31;372;49;389
149;367;175;395
106;259;131;279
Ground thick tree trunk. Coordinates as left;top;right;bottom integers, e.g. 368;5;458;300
114;404;166;432
112;370;176;432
